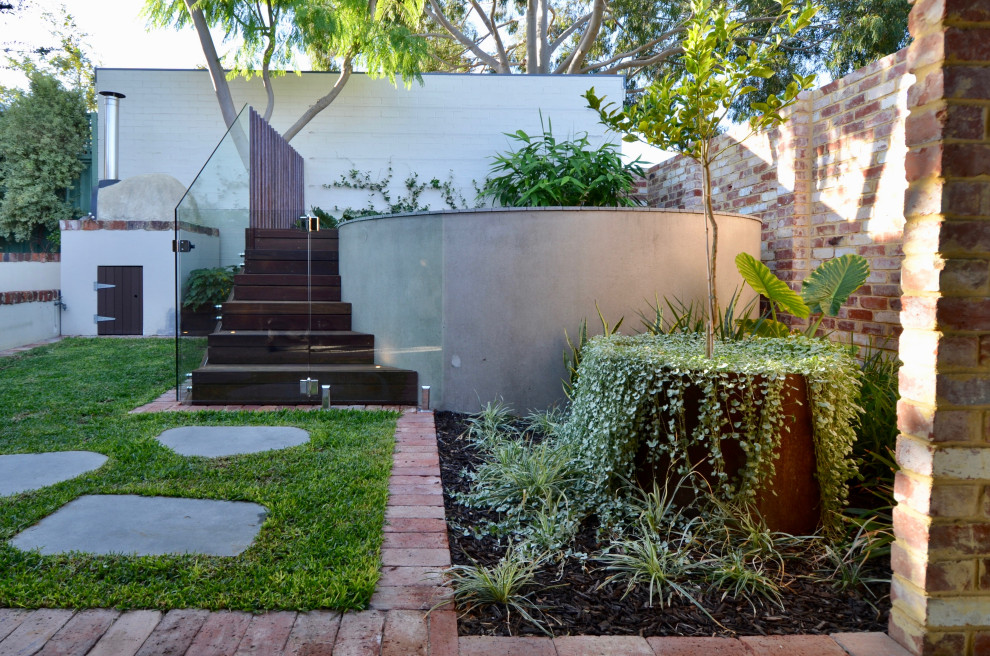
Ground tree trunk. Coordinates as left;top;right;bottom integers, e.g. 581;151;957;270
184;0;237;129
535;0;549;73
702;158;719;358
526;0;538;73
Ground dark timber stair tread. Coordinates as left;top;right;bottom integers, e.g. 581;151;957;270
222;301;351;314
196;363;410;373
244;249;338;261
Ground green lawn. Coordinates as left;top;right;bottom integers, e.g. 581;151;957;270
0;337;397;610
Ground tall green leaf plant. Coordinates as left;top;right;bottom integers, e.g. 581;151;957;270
586;0;819;356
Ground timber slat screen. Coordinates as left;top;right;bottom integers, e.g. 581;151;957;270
249;108;304;229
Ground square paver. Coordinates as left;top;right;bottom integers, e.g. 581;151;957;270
9;494;267;556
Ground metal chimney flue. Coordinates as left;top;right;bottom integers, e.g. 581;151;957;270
99;91;125;181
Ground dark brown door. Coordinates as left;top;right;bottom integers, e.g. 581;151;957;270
97;266;143;335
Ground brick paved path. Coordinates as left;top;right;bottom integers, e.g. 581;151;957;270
0;386;910;655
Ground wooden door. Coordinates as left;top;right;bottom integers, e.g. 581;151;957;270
97;266;143;335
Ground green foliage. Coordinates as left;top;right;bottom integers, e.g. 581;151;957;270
1;6;98;110
734;252;810;321
801;254;871;317
478;118;645;208
734;252;869;337
850;343;900;506
182;266;239;310
563;303;624;400
0;73;88;241
562;333;861;537
143;0;431;98
0;338;398;610
441;545;552;634
323;166;471;221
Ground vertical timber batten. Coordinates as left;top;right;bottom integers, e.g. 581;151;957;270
248;108;305;229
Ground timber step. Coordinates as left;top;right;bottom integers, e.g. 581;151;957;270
243;259;338;275
233;285;341;301
246;229;339;252
234;274;340;287
244;249;338;261
190;364;418;405
222;301;351;315
220;314;351;331
207;331;374;365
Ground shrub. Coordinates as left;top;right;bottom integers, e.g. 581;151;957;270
182;266;238;310
478;118;644;208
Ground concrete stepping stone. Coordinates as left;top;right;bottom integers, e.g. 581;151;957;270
156;426;309;458
0;451;108;497
9;494;267;556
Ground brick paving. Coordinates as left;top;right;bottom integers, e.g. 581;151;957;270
0;380;913;655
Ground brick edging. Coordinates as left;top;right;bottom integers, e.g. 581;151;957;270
0;289;60;306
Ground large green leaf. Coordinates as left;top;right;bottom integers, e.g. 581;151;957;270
734;252;810;319
801;254;870;316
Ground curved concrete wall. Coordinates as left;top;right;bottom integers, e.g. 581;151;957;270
339;207;761;413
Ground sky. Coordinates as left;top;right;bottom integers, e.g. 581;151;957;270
0;0;236;88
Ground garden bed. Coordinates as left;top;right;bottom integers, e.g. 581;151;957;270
436;411;891;638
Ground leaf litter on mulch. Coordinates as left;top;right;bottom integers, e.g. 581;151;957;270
434;411;891;638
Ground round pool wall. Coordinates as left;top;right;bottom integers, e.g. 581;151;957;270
339;207;762;413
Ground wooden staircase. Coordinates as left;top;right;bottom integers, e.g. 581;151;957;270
189;229;418;405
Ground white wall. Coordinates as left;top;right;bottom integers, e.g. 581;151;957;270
94;70;626;214
0;261;62;350
60;229;177;336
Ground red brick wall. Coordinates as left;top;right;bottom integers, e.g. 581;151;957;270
644;48;911;351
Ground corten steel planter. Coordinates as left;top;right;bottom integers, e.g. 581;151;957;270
637;373;820;535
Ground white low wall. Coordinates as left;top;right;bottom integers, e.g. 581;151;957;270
94;70;626;215
340;208;762;413
0;261;62;350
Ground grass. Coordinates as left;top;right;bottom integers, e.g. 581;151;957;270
0;337;398;611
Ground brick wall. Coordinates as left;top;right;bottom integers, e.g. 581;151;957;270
644;48;911;351
890;0;990;652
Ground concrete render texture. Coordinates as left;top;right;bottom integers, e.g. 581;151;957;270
156;425;310;458
9;495;267;556
0;451;108;497
341;207;761;413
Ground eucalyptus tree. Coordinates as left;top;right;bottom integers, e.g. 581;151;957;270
144;0;431;141
422;0;907;110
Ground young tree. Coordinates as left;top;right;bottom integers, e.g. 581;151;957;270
586;0;818;356
143;0;431;141
0;73;89;241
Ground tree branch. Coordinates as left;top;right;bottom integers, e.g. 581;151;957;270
183;0;237;128
548;12;591;56
469;0;509;72
260;0;276;121
283;57;352;142
424;0;503;70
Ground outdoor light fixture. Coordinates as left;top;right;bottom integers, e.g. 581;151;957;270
300;377;318;396
419;385;431;412
321;385;332;409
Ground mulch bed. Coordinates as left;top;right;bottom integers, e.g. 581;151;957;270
435;410;891;638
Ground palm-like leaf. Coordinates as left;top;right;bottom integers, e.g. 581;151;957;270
801;254;869;316
734;253;810;319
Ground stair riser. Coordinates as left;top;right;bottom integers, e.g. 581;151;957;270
222;301;350;315
234;274;341;287
244;261;339;275
250;237;338;252
221;316;352;331
191;375;418;405
233;287;341;301
208;347;374;365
